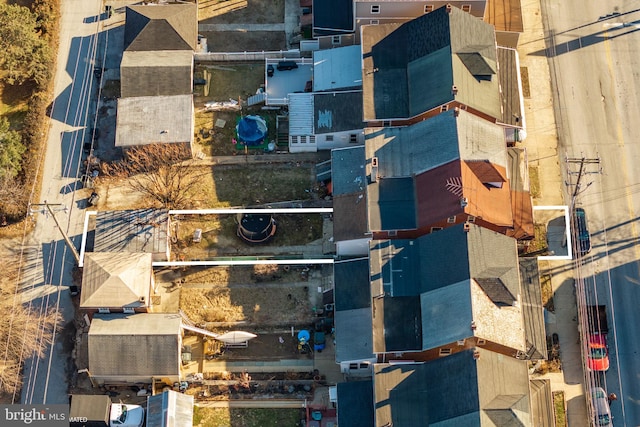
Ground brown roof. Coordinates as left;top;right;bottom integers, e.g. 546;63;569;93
415;160;513;228
508;189;534;239
486;0;524;33
333;192;368;241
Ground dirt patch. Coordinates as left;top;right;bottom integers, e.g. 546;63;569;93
179;281;311;325
194;63;265;104
198;0;285;24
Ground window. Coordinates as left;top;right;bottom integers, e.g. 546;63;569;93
370;19;379;25
425;5;434;13
359;362;370;369
383;120;391;127
123;307;135;314
468;215;476;223
332;35;341;45
98;308;110;314
388;230;398;237
462;4;472;12
349;363;358;369
326;135;334;142
431;227;443;232
441;105;449;112
447;216;456;223
371;4;380;13
350;134;358;143
439;348;452;356
477;339;487;345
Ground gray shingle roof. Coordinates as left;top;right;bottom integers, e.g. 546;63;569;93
331;146;366;196
374;348;532;427
334;258;371;311
81;252;152;309
88;313;182;378
372;296;422;353
367;176;417;231
124;4;197;52
335;308;374;363
120;51;193;98
333;192;368;242
337;381;374;427
497;46;523;127
314;91;365;134
362;6;501;121
364;108;507;178
312;0;354;34
115;95;194;148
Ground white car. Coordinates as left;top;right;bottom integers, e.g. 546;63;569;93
110;403;144;427
591;387;613;427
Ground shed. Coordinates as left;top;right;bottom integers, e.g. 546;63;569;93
146;390;194;427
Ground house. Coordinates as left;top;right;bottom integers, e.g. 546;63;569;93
115;94;194;158
93;209;171;262
88;313;183;386
146;390;194;427
80;252;154;315
361;5;502;126
288;91;365;152
336;380;374;427
330;145;370;256
121;3;197;98
373;348;534;426
312;0;488;49
364;108;534;240
334;258;375;374
369;222;527;360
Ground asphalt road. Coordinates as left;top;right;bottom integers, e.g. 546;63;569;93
541;0;640;425
20;0;103;404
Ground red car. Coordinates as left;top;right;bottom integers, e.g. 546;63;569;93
587;334;609;371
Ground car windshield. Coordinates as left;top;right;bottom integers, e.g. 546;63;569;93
598;414;611;425
118;405;127;423
590;347;607;359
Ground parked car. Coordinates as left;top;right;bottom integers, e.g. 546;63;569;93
587;334;609;371
267;64;274;77
573;207;591;256
277;60;298;71
590;387;612;427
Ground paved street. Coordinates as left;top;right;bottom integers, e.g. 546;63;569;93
540;0;640;425
20;0;103;404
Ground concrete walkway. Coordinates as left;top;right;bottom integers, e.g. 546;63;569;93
518;0;588;424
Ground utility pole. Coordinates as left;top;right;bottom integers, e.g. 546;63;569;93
29;201;81;265
566;156;601;209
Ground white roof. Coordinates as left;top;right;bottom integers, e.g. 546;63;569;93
313;45;362;91
288;93;314;136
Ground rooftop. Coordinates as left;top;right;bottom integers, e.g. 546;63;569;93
124;4;197;52
313;45;363;91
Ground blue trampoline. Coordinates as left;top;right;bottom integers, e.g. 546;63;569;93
236;115;268;146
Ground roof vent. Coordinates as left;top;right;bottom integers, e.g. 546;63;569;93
452;85;458;95
471;321;476;330
446;4;453;13
473;350;480;360
454;107;460;117
139;296;146;304
463;222;471;232
460;197;468;207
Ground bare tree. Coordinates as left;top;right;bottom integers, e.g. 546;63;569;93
0;247;60;397
0;172;28;222
106;143;206;209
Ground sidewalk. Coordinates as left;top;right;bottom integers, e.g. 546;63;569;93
518;0;588;425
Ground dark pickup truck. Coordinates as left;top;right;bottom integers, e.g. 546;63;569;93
587;305;608;335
